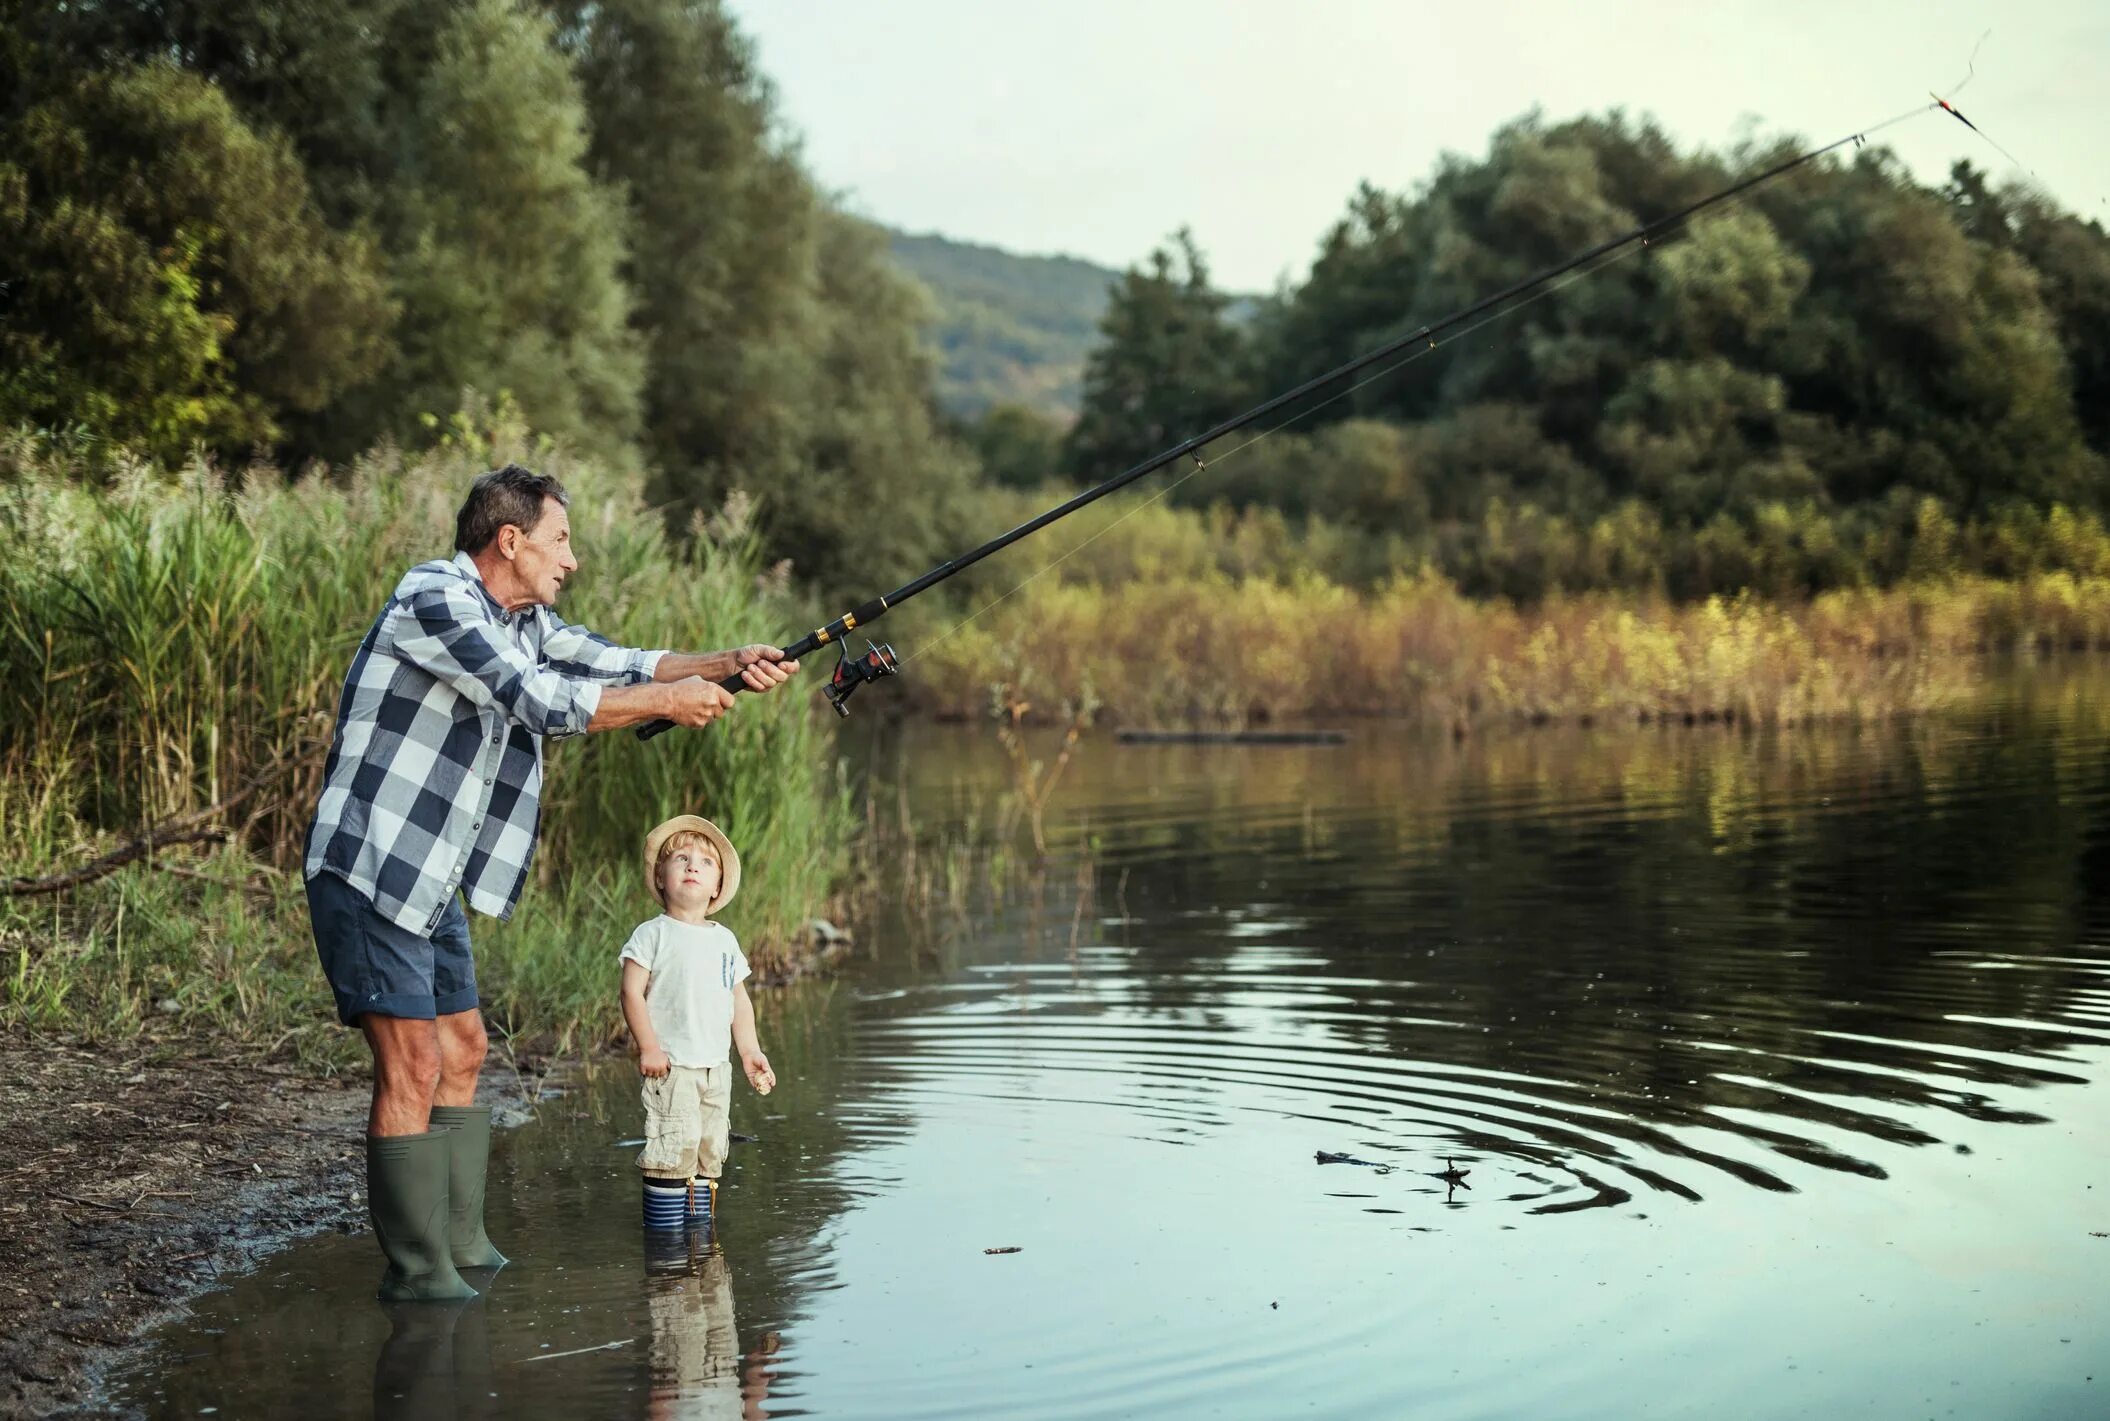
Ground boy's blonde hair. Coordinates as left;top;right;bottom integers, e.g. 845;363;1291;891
641;813;742;912
654;830;718;886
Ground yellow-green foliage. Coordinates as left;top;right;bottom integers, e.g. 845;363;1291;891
909;524;2110;726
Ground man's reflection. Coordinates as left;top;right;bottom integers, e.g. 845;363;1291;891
372;1298;494;1421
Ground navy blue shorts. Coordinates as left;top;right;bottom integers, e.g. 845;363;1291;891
305;872;478;1026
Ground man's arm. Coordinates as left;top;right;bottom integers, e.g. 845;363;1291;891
581;644;801;732
587;678;735;733
393;586;602;737
540;613;663;685
544;606;798;695
652;645;800;692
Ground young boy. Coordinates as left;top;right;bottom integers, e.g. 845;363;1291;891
622;814;776;1231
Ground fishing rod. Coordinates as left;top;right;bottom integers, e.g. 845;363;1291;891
639;102;1937;739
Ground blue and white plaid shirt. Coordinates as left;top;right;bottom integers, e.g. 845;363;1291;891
305;551;664;934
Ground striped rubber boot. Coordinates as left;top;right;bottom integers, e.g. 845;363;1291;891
688;1175;717;1227
642;1176;687;1232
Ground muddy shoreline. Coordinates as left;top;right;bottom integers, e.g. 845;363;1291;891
1;1032;557;1419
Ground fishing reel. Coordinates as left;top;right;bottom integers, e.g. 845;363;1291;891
823;640;899;717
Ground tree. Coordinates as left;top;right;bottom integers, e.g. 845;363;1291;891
1066;230;1250;478
0;61;391;460
336;0;643;461
1949;162;2110;461
547;0;978;593
4;0;423;231
548;0;822;510
1764;154;2090;514
11;0;641;464
965;405;1066;490
763;212;981;594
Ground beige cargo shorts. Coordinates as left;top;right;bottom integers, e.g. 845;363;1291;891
638;1063;732;1180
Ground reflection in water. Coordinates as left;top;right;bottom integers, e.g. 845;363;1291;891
111;669;2110;1419
854;677;2110;1218
640;1234;778;1420
372;1300;495;1420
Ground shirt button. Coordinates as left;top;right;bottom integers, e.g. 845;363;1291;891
471;821;482;831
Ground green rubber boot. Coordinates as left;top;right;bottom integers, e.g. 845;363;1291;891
367;1130;478;1302
429;1104;509;1269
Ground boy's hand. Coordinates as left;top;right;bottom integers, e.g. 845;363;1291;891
639;1046;671;1078
742;1051;776;1095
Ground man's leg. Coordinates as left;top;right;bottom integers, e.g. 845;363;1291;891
429;1009;506;1266
435;1010;489;1107
358;1013;475;1299
307;874;471;1297
429;894;485;1107
363;1014;444;1136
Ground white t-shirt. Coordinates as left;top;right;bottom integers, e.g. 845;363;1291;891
619;915;750;1067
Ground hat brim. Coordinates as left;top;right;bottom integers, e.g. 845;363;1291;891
642;814;741;914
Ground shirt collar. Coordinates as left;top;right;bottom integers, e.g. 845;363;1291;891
451;550;529;623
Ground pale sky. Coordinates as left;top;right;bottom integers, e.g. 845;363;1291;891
729;1;2105;291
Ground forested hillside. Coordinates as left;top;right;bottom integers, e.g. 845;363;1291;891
885;230;1119;420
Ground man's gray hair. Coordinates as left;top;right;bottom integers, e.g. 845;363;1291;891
454;464;569;554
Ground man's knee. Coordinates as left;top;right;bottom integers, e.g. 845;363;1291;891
367;1020;443;1095
439;1012;489;1076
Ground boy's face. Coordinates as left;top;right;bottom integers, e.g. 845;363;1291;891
659;840;721;914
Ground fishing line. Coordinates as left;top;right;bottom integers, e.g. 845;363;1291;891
901;102;1936;668
1945;29;1990;99
1932;30;2038;178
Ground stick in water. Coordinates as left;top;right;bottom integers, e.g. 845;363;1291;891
519;1338;638;1365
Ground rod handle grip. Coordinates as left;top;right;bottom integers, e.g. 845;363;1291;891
636;672;748;742
634;632;825;741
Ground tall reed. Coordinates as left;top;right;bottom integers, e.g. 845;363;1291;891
0;428;856;1056
903;562;2110;727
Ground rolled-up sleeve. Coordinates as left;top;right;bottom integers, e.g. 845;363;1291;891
390;588;602;737
541;610;665;685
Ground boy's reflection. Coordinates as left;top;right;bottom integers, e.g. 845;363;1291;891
368;1240;777;1420
644;1232;780;1420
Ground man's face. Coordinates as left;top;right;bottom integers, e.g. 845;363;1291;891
506;497;578;607
660;842;722;915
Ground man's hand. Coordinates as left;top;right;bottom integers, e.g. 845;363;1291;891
639;1046;671;1078
732;645;799;693
664;676;737;727
742;1051;776;1095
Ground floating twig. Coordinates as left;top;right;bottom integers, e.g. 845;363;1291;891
519;1337;637;1364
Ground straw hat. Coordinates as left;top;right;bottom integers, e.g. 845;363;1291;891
642;814;741;914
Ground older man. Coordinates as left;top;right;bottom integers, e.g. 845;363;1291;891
304;463;797;1300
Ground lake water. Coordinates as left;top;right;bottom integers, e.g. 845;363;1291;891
110;677;2110;1419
